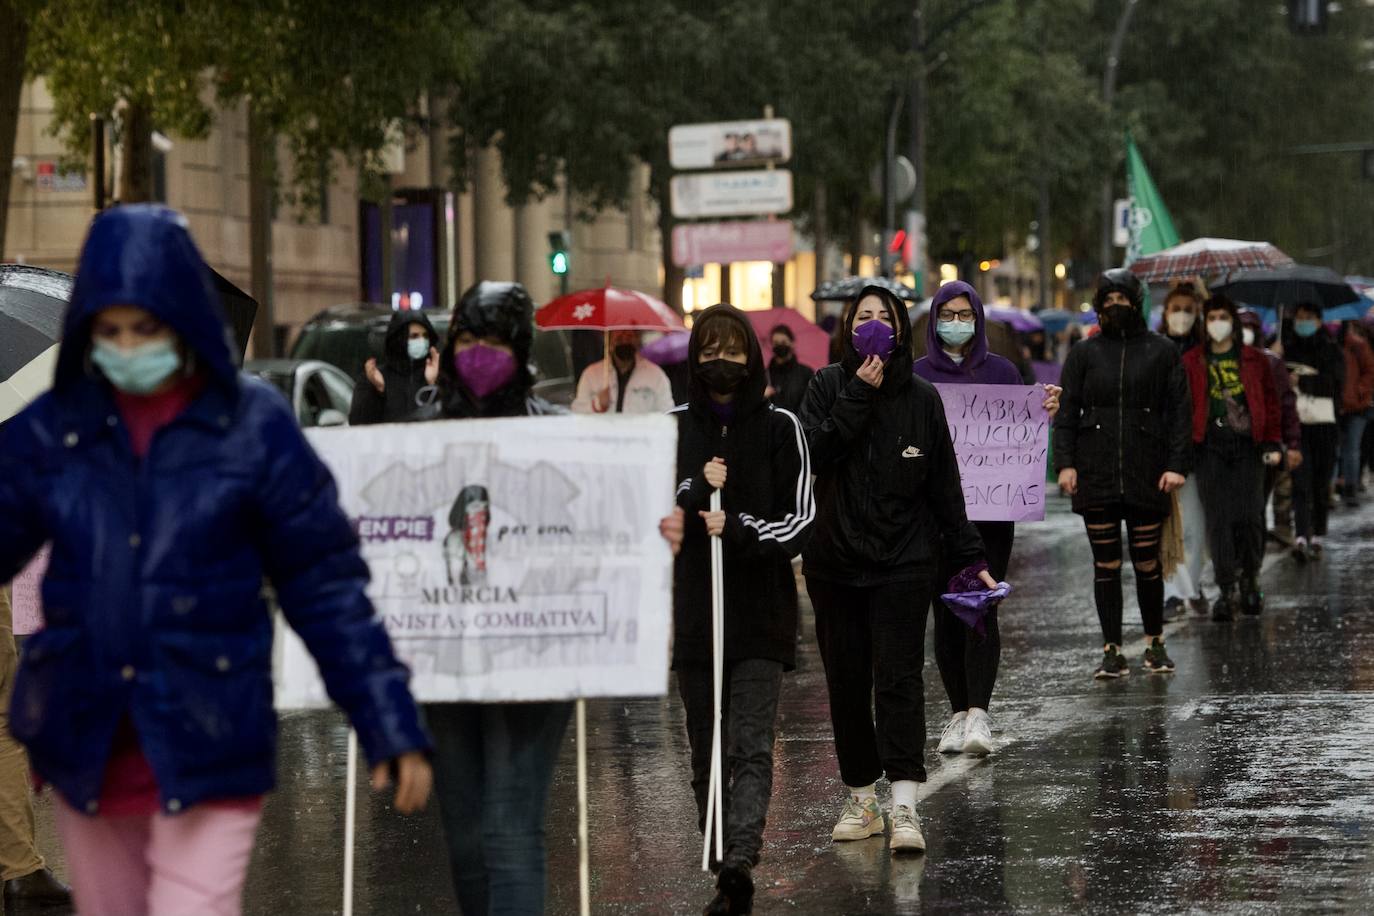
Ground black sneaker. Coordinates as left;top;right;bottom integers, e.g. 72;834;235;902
1240;577;1263;616
705;864;754;915
1142;638;1176;674
1093;645;1130;680
1163;596;1186;622
1212;585;1237;622
1187;594;1211;616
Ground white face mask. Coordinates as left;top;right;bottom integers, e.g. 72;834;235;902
1242;328;1256;347
1207;319;1233;344
1166;311;1197;336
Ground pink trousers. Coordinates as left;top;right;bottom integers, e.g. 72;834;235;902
53;797;262;916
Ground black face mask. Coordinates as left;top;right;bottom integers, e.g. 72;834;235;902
697;358;750;395
772;343;792;361
614;343;636;364
1100;303;1143;333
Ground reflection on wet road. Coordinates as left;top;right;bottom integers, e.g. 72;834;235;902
22;495;1374;914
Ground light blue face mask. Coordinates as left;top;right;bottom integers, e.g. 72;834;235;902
1293;319;1320;339
407;337;430;361
937;320;976;348
91;339;183;394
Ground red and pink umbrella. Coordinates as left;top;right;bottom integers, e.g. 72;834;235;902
536;285;684;332
1128;238;1294;283
745;308;830;370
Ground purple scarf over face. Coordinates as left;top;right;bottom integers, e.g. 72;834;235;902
853;319;896;361
454;345;516;399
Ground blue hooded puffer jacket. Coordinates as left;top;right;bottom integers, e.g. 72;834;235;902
0;205;430;815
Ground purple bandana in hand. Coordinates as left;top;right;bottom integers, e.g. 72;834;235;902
853;320;896;361
942;560;1012;639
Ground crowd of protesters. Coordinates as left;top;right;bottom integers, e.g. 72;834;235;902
1;204;1372;916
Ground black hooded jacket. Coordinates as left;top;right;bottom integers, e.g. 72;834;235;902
672;305;815;670
349;311;440;425
1053;301;1192;516
799;286;983;587
433;281;559;419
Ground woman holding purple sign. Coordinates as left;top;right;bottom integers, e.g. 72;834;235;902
913;281;1060;758
800;285;997;856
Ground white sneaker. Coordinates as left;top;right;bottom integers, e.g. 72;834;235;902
831;795;885;841
962;709;993;756
937;711;966;754
889;805;926;853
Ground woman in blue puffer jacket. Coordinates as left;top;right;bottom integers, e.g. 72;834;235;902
0;205;432;916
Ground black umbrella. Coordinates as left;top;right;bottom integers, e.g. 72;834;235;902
1212;265;1360;314
1;265;71;424
811;276;918;303
207;268;257;366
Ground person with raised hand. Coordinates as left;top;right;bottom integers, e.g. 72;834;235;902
800;285;994;858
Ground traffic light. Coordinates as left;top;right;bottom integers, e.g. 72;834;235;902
548;230;571;276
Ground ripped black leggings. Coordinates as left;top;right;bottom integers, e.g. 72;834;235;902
1082;504;1167;645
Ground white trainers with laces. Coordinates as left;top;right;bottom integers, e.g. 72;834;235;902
937;711;966;754
962;709;993;757
889;805;926;853
831;795;885;841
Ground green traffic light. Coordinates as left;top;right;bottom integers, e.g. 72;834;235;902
550;251;569;275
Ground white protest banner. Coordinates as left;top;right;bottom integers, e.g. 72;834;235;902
934;384;1050;522
273;414;677;708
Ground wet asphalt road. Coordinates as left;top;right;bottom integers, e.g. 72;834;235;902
20;493;1374;915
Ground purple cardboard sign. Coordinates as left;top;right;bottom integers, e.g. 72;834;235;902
934;384;1049;522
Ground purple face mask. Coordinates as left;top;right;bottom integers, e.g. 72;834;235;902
454;344;517;399
853;318;897;361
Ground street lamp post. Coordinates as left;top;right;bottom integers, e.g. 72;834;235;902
1099;0;1140;273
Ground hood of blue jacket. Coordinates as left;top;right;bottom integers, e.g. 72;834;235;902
56;205;237;397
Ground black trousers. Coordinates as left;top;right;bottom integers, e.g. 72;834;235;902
1294;423;1339;539
1194;426;1266;588
933;521;1013;713
1082;504;1166;645
806;576;932;786
677;658;784;870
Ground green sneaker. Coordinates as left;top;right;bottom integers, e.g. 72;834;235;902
1093;644;1130;680
832;795;885;841
1142;637;1176;674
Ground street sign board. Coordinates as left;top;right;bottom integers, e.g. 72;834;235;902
671;220;793;267
668;118;792;170
670;170;793;219
1113;198;1131;247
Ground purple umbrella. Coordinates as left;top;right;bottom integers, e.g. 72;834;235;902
640;329;690;366
984;306;1043;333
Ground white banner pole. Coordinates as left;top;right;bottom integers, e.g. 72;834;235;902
343;729;358;916
701;489;725;869
577;698;591;916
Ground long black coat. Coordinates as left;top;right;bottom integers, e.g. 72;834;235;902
673;306;814;670
767;357;814;414
1053;318;1192;517
799;287;983;588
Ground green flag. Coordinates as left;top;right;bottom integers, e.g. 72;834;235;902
1124;132;1179;266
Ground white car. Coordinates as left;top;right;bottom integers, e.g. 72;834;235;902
244;358;355;428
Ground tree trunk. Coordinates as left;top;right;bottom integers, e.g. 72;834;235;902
118;101;154;203
247;104;276;358
657;180;683;313
848;196;865;276
812;179;828;292
0;1;30;259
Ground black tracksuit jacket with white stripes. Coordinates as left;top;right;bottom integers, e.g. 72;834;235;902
672;305;815;671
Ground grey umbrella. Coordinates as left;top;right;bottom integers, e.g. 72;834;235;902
1212;265;1360;314
0;265;71;424
811;276;918;303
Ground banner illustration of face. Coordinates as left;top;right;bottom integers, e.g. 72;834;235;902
445;484;490;586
